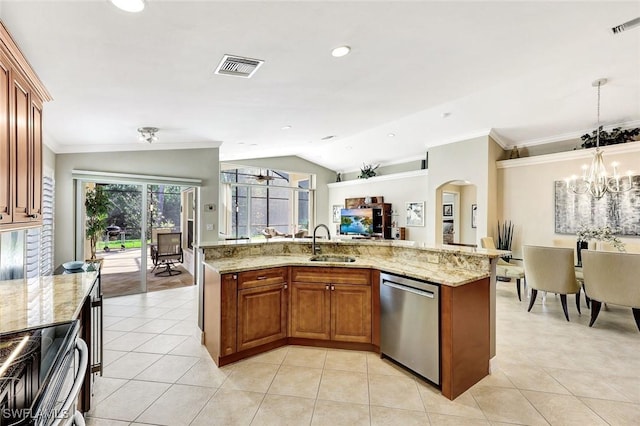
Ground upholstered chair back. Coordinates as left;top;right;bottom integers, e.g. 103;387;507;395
523;245;580;295
581;250;640;307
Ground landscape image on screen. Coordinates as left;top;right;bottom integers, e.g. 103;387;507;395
340;208;374;235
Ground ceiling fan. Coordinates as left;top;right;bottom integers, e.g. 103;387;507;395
252;169;276;183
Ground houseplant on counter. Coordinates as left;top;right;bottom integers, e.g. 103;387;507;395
85;186;111;260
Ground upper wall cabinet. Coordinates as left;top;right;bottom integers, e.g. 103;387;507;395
0;21;51;228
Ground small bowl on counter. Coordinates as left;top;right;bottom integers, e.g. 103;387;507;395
62;260;85;271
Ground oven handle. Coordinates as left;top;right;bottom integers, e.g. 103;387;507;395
55;338;88;426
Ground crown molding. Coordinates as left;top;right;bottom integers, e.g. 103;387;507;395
488;129;510;149
51;140;223;154
0;21;52;102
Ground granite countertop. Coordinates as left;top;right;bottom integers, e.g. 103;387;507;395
197;238;507;259
204;254;490;287
0;271;99;336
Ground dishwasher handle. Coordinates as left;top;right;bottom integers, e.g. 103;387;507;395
382;280;435;298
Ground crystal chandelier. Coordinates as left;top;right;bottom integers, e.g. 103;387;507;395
566;79;633;200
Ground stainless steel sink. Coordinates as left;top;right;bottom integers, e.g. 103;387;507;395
309;255;356;263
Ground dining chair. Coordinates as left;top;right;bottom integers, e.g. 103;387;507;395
552;238;595;308
481;237;525;301
522;245;581;321
581;250;640;331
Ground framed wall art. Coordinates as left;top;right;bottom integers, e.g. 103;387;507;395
406;201;425;227
471;204;478;228
332;205;343;223
443;203;453;217
554;177;640;236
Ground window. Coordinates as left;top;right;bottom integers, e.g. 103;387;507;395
40;175;55;275
221;167;313;239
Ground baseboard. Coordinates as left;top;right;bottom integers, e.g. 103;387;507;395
489;356;499;373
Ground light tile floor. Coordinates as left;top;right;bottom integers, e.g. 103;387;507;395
86;283;640;425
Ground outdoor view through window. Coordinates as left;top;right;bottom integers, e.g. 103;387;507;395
220;167;312;239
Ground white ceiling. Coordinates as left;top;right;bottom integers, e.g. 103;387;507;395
1;0;638;172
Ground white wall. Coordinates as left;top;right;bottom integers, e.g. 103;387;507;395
499;144;640;258
427;135;499;246
328;171;429;241
54;148;219;265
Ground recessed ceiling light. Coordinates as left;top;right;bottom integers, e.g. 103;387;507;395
281;125;292;130
387;133;396;137
110;0;145;13
331;46;351;57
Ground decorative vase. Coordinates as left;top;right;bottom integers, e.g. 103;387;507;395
576;240;589;266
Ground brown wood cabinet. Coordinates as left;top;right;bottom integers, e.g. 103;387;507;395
0;22;49;228
203;267;237;362
290;267;371;343
0;50;11;224
237;267;288;351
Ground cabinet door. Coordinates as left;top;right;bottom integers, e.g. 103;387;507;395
290;282;331;340
28;96;42;221
331;284;372;343
0;52;10;224
11;74;30;223
237;282;287;351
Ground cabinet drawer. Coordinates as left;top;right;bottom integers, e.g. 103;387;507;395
291;267;370;285
238;267;287;289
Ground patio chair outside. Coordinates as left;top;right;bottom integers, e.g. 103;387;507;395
151;232;183;276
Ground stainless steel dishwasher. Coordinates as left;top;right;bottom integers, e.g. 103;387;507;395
380;272;440;385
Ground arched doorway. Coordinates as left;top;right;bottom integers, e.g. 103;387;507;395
435;181;477;246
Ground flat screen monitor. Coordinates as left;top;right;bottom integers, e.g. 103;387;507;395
340;208;374;236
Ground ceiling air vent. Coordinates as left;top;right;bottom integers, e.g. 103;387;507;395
214;54;264;78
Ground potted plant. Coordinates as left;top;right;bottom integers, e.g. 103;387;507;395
580;126;640;149
496;220;514;262
358;163;379;179
85;186;111;260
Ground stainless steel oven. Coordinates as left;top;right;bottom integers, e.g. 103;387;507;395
31;321;88;426
1;321;88;426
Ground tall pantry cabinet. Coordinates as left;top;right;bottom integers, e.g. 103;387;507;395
0;22;51;228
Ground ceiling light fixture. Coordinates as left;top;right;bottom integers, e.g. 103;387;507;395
331;45;351;57
566;79;633;199
138;127;159;144
281;125;292;130
611;17;640;34
110;0;145;13
387;133;395;137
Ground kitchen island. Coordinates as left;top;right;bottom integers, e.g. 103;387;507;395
198;239;504;400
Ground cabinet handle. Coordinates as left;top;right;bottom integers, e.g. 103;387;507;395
29;213;38;219
325;285;329;290
257;276;267;280
232;274;238;280
283;284;288;290
331;285;335;291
